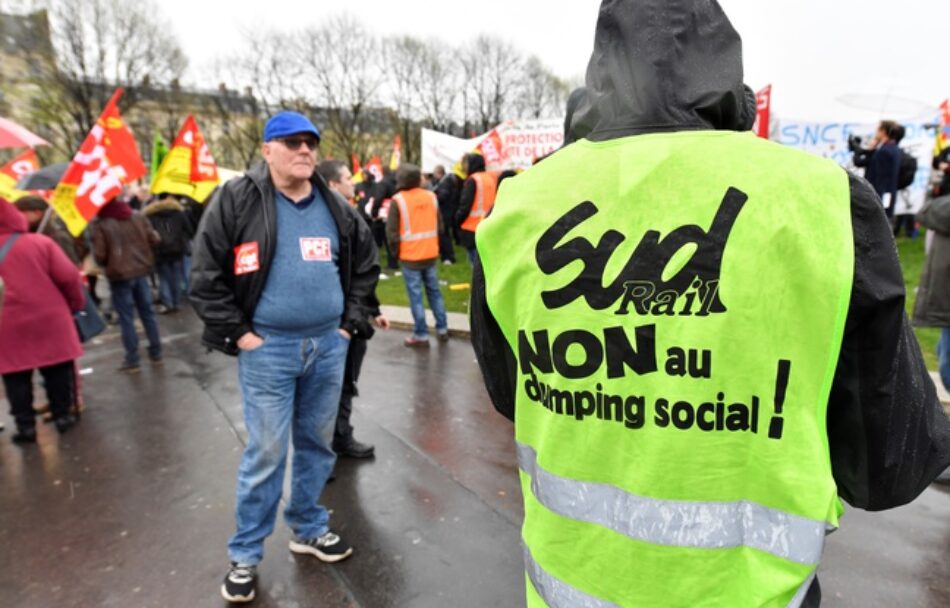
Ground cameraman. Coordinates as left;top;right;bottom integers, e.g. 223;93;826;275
850;120;902;217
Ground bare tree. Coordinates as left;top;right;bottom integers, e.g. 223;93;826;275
516;56;570;120
28;0;186;152
215;29;307;115
205;84;265;170
459;36;524;133
416;38;462;133
381;35;429;163
297;14;385;160
207;30;305;168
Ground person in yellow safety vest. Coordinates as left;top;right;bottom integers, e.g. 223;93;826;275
386;164;449;347
455;153;498;267
470;1;950;607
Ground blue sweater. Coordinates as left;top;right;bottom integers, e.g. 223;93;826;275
253;189;344;337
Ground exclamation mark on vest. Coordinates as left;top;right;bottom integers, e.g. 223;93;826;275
768;360;792;440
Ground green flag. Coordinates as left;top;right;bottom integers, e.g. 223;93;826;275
149;131;169;182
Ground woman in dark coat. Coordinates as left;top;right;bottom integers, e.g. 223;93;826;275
0;197;85;443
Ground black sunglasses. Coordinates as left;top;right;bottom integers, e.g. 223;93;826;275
276;136;319;151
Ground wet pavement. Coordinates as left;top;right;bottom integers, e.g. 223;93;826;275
1;308;949;607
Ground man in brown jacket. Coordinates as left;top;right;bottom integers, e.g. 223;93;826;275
91;197;163;372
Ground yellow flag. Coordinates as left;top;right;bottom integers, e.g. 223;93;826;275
150;116;220;203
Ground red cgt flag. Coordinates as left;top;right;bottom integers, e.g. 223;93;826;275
0;149;41;202
476;128;505;167
389;135;402;171
365;155;384;183
51;88;146;236
754;85;772;139
187;118;219;184
938;99;950;153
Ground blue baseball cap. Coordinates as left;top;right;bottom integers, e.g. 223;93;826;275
263;111;321;143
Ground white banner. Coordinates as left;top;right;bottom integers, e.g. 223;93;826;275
777;119;936;214
421;119;563;173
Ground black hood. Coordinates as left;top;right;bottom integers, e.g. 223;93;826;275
465;153;486;175
563;87;596;145
573;0;757;141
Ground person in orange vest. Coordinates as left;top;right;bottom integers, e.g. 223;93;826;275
386;164;449;347
455;153;498;266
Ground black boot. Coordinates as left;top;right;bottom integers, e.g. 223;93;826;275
333;437;375;459
12;426;37;444
54;415;77;434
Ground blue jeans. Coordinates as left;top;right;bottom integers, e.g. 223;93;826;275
938;328;950;392
156;258;185;309
402;264;448;339
109;276;161;365
228;329;349;566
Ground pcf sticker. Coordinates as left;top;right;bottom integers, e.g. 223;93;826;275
300;237;332;261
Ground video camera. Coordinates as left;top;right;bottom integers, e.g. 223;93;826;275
847;134;863;153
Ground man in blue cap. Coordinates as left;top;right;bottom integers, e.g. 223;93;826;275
190;111;380;603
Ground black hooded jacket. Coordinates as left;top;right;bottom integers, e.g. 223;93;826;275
190;162;380;355
471;1;950;604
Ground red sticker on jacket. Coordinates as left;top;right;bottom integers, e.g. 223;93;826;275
300;237;332;262
234;241;260;275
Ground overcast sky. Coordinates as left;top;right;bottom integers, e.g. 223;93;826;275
158;0;947;123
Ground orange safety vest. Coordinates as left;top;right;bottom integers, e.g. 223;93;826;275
394;188;440;262
461;171;498;233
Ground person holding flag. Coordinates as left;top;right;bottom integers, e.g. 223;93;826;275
48;88;160;373
91;196;163;372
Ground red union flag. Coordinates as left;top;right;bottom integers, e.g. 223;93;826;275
938;99;950;153
389;135;401;171
51;88;146;236
365;155;384;183
0;149;41;203
151;115;220;203
476;128;505;166
754;85;772;139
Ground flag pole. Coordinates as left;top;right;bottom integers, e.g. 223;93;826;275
36;207;54;234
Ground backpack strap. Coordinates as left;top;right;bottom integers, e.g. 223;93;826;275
0;233;22;268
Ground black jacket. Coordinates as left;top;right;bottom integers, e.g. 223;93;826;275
435;173;462;218
144;198;194;262
189;162;380;355
853;143;901;204
456;153;488;249
471;2;950;604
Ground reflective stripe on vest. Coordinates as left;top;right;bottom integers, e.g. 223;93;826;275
461;171;497;232
395;189;439;261
525;541;818;608
518;442;829;565
524;545;619;608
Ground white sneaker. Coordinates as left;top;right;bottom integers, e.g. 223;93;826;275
289;531;353;563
